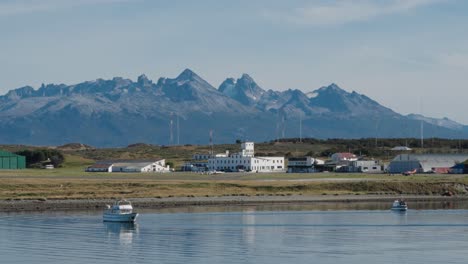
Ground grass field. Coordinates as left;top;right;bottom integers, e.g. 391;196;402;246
0;140;467;201
1;166;467;200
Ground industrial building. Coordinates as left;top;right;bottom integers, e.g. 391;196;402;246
207;142;284;172
388;154;468;174
450;163;468;174
0;150;26;169
85;163;113;172
287;156;324;173
86;159;170;173
337;160;384;173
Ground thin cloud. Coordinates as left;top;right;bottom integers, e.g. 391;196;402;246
438;52;468;69
264;0;445;26
0;0;131;16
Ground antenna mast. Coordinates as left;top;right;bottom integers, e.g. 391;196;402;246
281;114;285;139
419;97;424;149
209;129;213;155
177;115;180;145
299;112;302;143
169;113;174;145
420;120;424;149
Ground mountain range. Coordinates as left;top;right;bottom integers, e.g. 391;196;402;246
1;69;467;147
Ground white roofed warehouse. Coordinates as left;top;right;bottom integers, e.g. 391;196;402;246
388;154;468;174
86;159;171;173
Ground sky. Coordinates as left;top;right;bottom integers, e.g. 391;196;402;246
1;0;467;123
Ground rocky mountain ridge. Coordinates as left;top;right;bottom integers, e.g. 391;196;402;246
0;69;466;147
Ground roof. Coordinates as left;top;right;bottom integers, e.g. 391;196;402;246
87;163;113;169
0;150;23;157
332;153;357;159
96;159;163;164
392;154;468;172
451;163;465;169
113;162;154;167
391;146;412;151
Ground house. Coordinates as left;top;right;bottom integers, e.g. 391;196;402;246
207;142;284;172
331;152;358;162
86;163;113;172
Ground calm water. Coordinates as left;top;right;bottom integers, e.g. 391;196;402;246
1;203;468;264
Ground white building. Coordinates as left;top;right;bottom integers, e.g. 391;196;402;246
112;159;170;173
339;160;384;173
388;154;468;174
207;142;284;172
85;163;113;172
287;157;324;173
331;152;358;162
86;159;171;173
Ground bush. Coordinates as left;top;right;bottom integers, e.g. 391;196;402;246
15;149;65;168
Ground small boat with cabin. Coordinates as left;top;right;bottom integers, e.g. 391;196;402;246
391;199;408;211
103;199;138;222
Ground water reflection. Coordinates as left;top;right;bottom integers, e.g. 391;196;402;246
104;222;139;245
140;200;468;215
242;207;256;244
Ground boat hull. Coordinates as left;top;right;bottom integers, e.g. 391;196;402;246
103;213;138;223
391;206;408;211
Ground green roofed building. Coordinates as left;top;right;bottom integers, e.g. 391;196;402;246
0;150;26;169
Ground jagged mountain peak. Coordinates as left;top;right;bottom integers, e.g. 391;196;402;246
239;73;254;82
309;83;396;116
218;73;265;106
176;68;200;81
4;86;35;100
156;69;225;103
316;83;348;94
1;70;467;147
168;68;215;90
137;74;152;87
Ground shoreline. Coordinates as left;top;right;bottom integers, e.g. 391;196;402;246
0;194;466;212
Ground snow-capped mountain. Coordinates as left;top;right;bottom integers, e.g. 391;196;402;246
0;69;466;146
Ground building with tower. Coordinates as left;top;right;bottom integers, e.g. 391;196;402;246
206;142;284;172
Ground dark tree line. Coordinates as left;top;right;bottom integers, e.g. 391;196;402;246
15;149;65;168
269;137;468;159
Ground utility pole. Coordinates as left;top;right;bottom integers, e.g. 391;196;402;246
177;115;180;145
299;112;302;143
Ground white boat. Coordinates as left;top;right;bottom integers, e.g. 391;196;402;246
103;200;138;222
391;199;408;211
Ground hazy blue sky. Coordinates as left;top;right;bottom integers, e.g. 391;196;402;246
1;0;467;123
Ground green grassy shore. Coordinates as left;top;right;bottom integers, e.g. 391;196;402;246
0;140;467;207
1;168;468;201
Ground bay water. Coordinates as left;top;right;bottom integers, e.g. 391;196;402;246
1;202;468;264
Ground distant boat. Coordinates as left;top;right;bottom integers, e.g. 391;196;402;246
103;200;138;223
391;199;408;211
